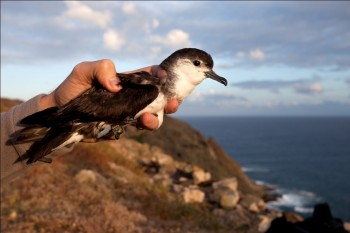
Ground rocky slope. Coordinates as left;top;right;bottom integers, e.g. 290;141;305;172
2;97;347;233
1;98;277;232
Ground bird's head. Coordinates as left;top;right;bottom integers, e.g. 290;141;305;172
160;48;228;87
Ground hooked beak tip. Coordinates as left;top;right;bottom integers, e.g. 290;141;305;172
205;70;228;86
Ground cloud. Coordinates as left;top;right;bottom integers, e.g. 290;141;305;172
103;29;125;52
249;49;265;61
236;51;245;59
57;1;112;28
187;90;246;104
233;79;324;95
152;19;160;29
294;82;324;95
178;99;350;116
122;2;136;15
2;1;350;70
235;49;265;61
151;29;191;47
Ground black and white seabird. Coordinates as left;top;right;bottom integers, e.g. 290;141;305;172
11;48;228;164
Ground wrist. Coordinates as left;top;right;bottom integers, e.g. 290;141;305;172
39;93;57;110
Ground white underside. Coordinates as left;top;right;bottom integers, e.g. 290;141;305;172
134;92;166;129
52;132;84;151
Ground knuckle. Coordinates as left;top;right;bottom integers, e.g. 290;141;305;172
98;59;115;70
72;61;88;76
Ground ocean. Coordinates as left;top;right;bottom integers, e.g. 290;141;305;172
177;116;350;221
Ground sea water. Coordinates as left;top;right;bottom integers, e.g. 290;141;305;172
178;116;350;221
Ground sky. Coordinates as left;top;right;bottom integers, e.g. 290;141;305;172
1;1;350;116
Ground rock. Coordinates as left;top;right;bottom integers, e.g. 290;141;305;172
241;194;266;213
249;202;259;213
219;191;239;209
152;152;174;167
258;215;271;232
266;216;295;233
178;177;190;184
181;186;205;203
344;222;350;232
172;184;184;193
151;173;172;187
267;203;348;233
211;177;239;208
283;211;304;223
212;177;238;192
258;199;266;211
192;166;211;184
74;169;97;184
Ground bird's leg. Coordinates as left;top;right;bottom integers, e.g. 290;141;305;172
112;125;124;140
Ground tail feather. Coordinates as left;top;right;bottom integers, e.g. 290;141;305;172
12;126;49;144
15;124;75;164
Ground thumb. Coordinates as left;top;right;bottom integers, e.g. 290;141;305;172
93;60;122;93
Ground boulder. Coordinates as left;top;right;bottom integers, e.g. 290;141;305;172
267;203;348;233
192;166;211;184
211;177;240;208
258;215;272;232
241;194;266;213
181;186;205;204
249;202;260;213
212;177;238;192
219;191;240;209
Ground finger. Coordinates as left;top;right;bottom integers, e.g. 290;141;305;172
93;59;122;93
138;113;159;130
165;99;179;114
125;65;167;81
150;65;167;79
125;65;154;74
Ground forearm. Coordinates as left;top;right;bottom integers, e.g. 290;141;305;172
1;94;46;184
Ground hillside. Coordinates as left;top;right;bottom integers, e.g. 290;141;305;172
1;98;279;233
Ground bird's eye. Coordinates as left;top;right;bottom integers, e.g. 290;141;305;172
193;60;201;66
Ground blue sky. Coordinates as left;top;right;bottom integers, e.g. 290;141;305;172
1;1;350;116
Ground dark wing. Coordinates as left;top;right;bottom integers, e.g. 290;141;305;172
57;83;159;123
118;72;162;85
20;107;59;126
17;72;160;126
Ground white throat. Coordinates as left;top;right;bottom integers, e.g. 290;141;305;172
173;75;197;103
172;61;205;102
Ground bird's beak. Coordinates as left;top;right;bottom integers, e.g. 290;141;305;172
205;70;228;86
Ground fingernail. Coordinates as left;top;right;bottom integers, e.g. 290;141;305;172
109;78;122;91
109;78;119;86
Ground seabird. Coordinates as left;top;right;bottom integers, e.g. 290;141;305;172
11;48;228;164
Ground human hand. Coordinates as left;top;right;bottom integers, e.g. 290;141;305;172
40;59;179;130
